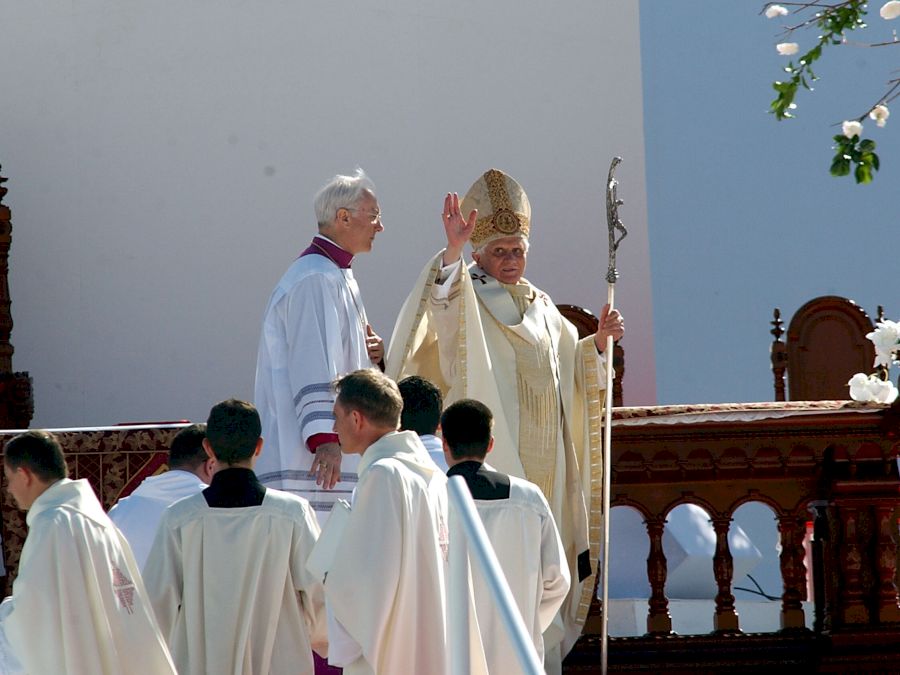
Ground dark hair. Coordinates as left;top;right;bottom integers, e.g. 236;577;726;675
334;369;402;428
440;399;494;460
398;376;442;436
3;430;69;482
205;399;261;465
168;424;208;471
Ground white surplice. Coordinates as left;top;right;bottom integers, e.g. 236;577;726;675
254;243;373;521
0;478;176;675
456;464;570;671
320;431;453;675
387;251;607;656
108;469;207;570
143;488;327;675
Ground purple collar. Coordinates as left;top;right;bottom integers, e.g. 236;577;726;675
299;236;354;269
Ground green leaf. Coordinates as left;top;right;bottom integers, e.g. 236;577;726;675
859;139;876;152
854;163;872;184
830;156;851;176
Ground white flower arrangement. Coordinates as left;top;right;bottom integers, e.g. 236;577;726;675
848;319;900;403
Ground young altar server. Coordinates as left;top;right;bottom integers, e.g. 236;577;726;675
0;430;177;675
442;398;570;672
109;423;213;570
143;398;327;675
318;369;453;675
398;374;448;471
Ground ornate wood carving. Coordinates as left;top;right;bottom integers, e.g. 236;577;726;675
808;500;831;633
0;168;13;373
875;504;900;622
771;308;787;402
571;400;900;671
777;513;808;629
784;296;875;401
837;504;868;624
0;166;33;429
556;303;624;406
712;516;739;632
645;516;672;635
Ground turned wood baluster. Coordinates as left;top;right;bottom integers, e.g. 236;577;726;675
777;513;807;629
712;516;739;632
645;516;672;635
838;505;868;625
808;501;830;633
770;308;787;402
875;504;900;622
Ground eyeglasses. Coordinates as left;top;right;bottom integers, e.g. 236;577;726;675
486;246;526;260
344;207;383;225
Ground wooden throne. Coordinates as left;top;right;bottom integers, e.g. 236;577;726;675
770;295;878;401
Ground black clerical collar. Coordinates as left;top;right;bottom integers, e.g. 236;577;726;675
447;461;510;500
203;467;266;508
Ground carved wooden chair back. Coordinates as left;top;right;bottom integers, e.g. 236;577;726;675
556;303;624;406
771;295;876;401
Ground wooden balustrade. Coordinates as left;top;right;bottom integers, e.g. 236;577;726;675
568;399;900;673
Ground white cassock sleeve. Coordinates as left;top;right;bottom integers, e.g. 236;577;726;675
284;273;359;446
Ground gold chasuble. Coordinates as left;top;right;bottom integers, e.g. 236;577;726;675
387;252;607;657
497;281;560;501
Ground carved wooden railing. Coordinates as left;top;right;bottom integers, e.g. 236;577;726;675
567;400;900;673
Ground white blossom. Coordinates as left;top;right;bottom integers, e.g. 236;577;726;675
880;1;900;20
870;377;899;403
866;320;900;368
842;120;863;138
776;42;800;55
849;373;874;401
766;4;789;18
869;104;890;127
848;373;899;403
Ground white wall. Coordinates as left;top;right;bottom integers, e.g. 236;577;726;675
0;1;653;427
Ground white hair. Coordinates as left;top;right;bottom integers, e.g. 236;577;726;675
313;168;376;228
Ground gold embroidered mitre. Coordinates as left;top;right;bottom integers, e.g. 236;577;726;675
461;169;531;248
